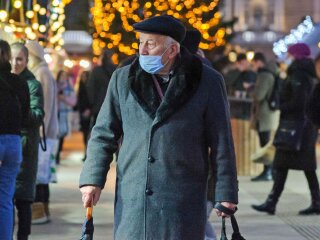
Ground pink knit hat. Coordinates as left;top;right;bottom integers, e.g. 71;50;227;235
288;43;311;60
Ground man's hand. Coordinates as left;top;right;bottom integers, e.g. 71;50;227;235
214;202;237;217
80;185;102;208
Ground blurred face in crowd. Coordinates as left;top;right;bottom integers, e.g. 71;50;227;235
57;71;69;90
236;59;249;72
11;48;28;75
251;60;263;72
138;32;179;75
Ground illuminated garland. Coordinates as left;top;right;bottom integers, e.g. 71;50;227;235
273;16;314;59
0;0;71;49
92;0;233;63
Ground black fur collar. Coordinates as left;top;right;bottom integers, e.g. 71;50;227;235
128;48;202;124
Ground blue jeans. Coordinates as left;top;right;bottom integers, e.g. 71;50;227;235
0;135;22;240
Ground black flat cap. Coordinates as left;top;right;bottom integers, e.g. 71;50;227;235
133;15;186;43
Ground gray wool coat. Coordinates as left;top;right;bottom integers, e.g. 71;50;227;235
80;50;238;240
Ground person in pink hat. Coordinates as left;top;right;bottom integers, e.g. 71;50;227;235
252;43;320;215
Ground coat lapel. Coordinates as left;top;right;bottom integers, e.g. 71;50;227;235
129;49;203;124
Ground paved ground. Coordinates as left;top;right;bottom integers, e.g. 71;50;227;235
16;132;320;240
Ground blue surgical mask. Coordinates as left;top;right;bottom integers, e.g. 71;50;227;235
139;46;170;74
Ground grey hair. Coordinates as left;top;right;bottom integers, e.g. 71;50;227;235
164;36;180;53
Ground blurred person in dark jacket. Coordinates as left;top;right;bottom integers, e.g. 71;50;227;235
76;71;91;161
252;43;320;215
87;50;116;128
0;40;30;240
182;28;216;240
226;53;256;96
11;42;45;240
25;40;59;225
307;53;320;127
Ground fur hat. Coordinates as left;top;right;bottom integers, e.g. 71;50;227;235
288;43;311;60
133;14;186;43
25;40;45;61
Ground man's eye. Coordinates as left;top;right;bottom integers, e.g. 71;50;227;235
147;42;156;49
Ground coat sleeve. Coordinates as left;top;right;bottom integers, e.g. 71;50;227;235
205;71;238;204
27;80;45;128
36;68;56;134
15;76;30;124
253;72;274;102
79;70;123;189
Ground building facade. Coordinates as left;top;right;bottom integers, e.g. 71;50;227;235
223;0;320;58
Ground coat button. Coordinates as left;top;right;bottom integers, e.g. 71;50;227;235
145;189;153;196
148;156;155;163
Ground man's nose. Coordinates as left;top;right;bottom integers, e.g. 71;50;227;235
139;44;149;55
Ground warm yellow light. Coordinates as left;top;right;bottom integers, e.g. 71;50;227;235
64;59;74;68
0;10;8;21
52;0;60;7
39;25;47;33
228;52;237;62
246;51;255;61
39;8;47;15
58;39;65;45
14;0;22;9
28;32;37;40
32;23;39;30
51;13;58;20
318;41;320;48
26;11;35;19
25;27;32;34
33;4;41;12
4;26;13;33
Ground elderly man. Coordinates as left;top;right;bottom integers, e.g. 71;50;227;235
80;15;238;239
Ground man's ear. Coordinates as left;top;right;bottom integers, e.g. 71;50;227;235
168;44;179;59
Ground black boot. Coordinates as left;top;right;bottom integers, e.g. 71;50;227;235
251;165;273;182
299;190;320;215
17;235;28;240
252;168;287;215
251;193;277;215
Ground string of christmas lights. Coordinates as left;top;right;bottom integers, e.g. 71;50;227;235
0;0;71;49
91;0;234;63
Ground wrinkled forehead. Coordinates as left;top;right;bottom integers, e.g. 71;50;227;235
138;32;167;42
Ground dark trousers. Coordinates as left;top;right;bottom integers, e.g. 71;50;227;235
258;131;271;168
14;199;32;239
35;184;49;203
56;137;65;164
258;131;271;147
271;168;320;203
